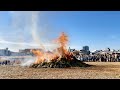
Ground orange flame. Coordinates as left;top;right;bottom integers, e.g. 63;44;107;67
32;32;73;64
55;32;68;57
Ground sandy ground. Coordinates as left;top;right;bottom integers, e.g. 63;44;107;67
0;62;120;79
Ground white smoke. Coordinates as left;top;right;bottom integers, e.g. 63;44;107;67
30;12;59;51
9;11;58;51
20;57;36;67
30;11;46;50
7;11;59;66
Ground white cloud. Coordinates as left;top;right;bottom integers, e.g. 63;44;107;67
0;37;59;51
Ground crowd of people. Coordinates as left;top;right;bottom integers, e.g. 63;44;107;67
76;53;120;62
0;60;21;65
0;60;11;65
0;53;120;66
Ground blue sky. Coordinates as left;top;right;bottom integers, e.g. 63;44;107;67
0;11;120;51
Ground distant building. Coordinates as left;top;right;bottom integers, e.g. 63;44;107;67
79;50;90;55
19;49;32;55
19;48;43;56
0;48;11;56
82;46;89;51
79;46;90;55
10;52;26;56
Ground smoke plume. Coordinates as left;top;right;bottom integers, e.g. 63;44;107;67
8;11;59;66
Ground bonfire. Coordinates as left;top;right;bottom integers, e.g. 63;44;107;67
30;32;90;68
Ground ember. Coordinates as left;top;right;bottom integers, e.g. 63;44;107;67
30;32;90;68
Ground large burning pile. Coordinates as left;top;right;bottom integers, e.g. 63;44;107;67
30;32;90;68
